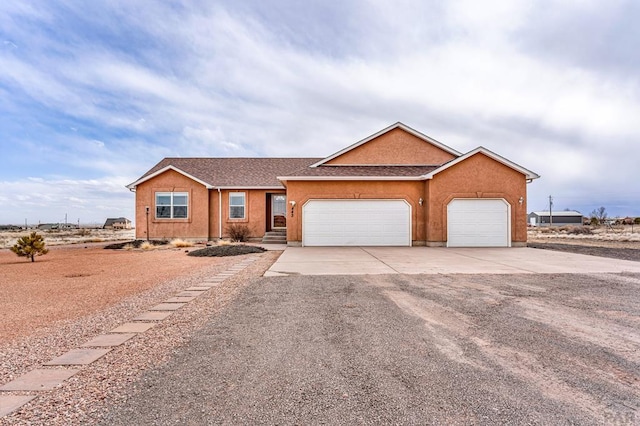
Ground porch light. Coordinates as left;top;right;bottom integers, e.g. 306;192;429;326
418;198;423;206
289;200;296;217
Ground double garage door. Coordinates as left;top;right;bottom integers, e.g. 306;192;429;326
303;200;411;246
302;198;510;247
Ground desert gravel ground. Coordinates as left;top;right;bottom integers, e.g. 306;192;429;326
0;244;227;342
100;270;640;425
0;244;280;425
528;241;640;262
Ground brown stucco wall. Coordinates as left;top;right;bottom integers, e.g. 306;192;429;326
426;153;528;245
134;169;283;240
285;180;427;244
325;128;457;165
210;189;285;239
134;169;210;240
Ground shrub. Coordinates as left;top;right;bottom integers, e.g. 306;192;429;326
226;223;252;242
170;238;194;248
566;226;592;235
140;242;155;250
635;217;640;225
11;232;49;262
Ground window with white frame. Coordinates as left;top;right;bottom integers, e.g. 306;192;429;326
156;192;188;219
229;192;246;219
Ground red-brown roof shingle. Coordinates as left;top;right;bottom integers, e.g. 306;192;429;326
139;158;322;187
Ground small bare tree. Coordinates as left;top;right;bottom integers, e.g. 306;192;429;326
11;232;49;262
589;206;608;226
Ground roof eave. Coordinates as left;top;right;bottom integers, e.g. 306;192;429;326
277;176;425;182
127;165;214;190
421;147;540;180
214;185;285;190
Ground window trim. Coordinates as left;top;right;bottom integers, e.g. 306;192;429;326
229;192;246;219
155;191;189;219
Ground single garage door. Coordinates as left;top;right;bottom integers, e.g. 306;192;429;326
447;199;510;247
303;199;411;246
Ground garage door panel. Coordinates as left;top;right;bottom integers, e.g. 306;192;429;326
303;200;410;246
448;199;509;247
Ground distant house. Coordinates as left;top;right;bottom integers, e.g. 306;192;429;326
528;211;583;227
103;217;132;230
37;223;78;230
615;217;635;225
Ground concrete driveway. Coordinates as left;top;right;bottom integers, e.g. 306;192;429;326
265;246;640;276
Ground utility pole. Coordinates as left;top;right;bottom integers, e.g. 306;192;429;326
549;195;553;227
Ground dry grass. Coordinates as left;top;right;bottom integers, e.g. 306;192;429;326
0;228;134;249
528;225;640;248
170;238;194;248
140;241;156;250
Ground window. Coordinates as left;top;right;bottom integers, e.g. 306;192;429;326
229;192;246;219
156;192;188;219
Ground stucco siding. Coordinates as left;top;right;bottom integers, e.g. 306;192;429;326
427;153;528;244
135;169;281;240
285;180;426;244
215;189;285;239
325;128;456;165
134;169;210;240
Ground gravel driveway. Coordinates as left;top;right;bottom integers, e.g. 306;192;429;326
101;272;640;425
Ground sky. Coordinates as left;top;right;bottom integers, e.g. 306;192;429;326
1;0;639;226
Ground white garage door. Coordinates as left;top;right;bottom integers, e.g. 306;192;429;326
303;200;411;246
447;199;510;247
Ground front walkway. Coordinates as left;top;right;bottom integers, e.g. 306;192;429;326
265;246;640;276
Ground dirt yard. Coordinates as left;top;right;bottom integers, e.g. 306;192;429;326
0;244;221;343
528;225;640;248
101;270;640;425
527;227;640;261
0;241;278;425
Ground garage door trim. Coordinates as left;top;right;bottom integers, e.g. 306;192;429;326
302;199;412;247
446;198;511;248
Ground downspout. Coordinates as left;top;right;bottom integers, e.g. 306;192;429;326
218;188;222;239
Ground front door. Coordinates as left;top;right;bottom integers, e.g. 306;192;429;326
272;195;286;229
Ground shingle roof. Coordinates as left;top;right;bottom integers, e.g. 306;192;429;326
134;158;322;188
280;165;440;178
531;211;583;217
104;217;130;226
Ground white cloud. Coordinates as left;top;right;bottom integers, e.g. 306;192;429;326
0;0;639;222
0;177;134;226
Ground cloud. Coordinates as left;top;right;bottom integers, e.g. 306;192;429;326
0;0;638;223
0;177;134;225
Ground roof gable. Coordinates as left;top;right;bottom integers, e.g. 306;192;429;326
422;147;540;180
127;165;214;189
312;122;461;167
